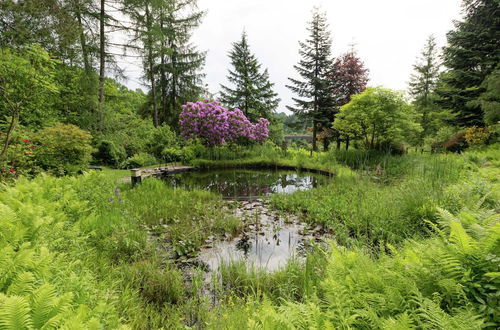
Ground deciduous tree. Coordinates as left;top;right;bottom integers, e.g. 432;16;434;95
333;87;419;149
329;50;369;150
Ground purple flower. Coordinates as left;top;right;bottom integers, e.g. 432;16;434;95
179;100;270;146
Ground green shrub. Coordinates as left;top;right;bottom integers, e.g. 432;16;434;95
147;124;178;158
122;152;157;169
0;127;39;179
33;123;94;175
377;141;406;155
93;140;127;167
161;147;195;163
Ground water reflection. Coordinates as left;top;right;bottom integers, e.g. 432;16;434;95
162;169;329;200
197;200;310;271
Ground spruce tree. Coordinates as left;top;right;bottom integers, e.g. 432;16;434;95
220;31;280;122
409;35;453;144
437;0;500;126
286;8;335;151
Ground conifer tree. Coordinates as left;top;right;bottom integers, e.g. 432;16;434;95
124;0;205;129
286;8;335;151
437;0;500;126
157;0;205;129
220;31;280;122
409;35;453;144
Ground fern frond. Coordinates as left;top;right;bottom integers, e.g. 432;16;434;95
0;295;33;330
6;271;36;296
449;221;475;254
31;283;58;329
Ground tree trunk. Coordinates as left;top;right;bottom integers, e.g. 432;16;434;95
159;13;167;125
323;138;329;152
336;138;341;150
0;111;19;159
98;0;105;130
345;136;350;150
312;121;318;152
145;4;158;127
75;1;90;74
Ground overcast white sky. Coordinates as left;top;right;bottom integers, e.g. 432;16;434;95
121;0;464;114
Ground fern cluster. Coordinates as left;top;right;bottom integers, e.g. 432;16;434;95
208;206;499;329
0;175;130;329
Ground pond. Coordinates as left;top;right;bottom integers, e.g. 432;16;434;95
197;199;327;272
162;168;331;200
161;168;331;273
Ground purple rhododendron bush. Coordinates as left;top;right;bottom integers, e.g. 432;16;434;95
179;100;270;146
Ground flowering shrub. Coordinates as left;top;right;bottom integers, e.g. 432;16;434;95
0;128;40;180
179;100;270;146
465;126;490;146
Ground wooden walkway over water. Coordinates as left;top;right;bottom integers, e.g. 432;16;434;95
120;165;194;184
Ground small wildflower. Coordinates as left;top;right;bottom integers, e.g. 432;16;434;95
22;139;30;143
9;168;16;173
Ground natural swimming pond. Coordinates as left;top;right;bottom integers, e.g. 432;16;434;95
162;168;331;200
162;168;332;273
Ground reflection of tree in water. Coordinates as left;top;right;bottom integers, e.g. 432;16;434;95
163;169;329;198
236;234;251;258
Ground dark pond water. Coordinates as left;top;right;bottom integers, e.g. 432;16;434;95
162;168;331;200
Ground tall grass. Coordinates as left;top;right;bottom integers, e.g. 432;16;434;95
206;193;499;329
0;144;498;329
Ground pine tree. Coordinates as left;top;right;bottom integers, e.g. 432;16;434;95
286;8;335;151
330;50;369;150
220;31;280;122
437;0;500;126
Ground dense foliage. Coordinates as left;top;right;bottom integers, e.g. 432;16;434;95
437;0;500;126
333;87;420;149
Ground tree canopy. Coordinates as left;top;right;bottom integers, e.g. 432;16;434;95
333;87;420;149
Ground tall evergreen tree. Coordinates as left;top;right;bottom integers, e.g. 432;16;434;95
286;8;335;151
157;0;205;129
329;50;369;150
409;35;453;144
0;0;81;63
220;31;280;122
125;0;205;129
437;0;500;126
